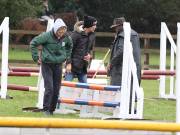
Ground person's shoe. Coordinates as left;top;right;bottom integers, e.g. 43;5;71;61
44;110;53;116
32;108;44;112
49;111;53;115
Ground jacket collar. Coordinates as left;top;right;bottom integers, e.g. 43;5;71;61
116;29;138;37
117;31;124;37
50;30;66;41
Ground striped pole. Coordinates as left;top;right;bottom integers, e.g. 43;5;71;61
87;74;160;80
0;71;38;77
10;67;176;76
10;67;39;73
142;70;175;76
3;81;120;92
88;70;175;76
1;84;38;91
141;75;160;80
59;98;119;108
61;81;120;91
0;71;162;80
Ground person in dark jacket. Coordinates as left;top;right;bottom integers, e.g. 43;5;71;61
30;18;73;115
64;15;97;83
108;17;141;86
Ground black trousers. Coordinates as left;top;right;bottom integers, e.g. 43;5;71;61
41;62;62;112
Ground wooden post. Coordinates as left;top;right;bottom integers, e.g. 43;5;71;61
143;38;150;70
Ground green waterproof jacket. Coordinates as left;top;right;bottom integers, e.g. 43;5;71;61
30;30;73;64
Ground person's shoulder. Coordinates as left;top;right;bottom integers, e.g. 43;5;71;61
71;31;81;35
74;21;84;33
70;31;81;39
63;33;73;42
89;32;95;36
117;31;124;37
88;32;96;39
39;31;52;37
131;29;138;36
67;35;73;41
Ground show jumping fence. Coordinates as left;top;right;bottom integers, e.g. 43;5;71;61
35;22;144;119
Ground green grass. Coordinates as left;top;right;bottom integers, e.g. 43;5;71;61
144;98;175;121
142;79;175;121
0;48;176;122
0;48;32;60
9;49;32;60
8;76;37;85
0;91;79;118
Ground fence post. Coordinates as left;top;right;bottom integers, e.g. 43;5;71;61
0;17;9;99
159;23;167;98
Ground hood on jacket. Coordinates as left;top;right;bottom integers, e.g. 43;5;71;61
74;21;84;33
53;18;67;33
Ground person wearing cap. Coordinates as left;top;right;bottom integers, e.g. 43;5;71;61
64;15;97;83
30;18;73;115
108;17;141;86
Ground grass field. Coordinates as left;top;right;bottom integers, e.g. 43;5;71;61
0;48;176;121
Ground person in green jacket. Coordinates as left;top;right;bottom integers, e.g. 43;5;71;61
30;18;73;115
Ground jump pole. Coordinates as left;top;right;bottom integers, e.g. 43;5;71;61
10;67;176;76
88;70;175;76
9;67;39;73
3;82;120;92
0;117;180;132
0;71;38;77
58;98;119;108
88;74;160;80
3;84;37;92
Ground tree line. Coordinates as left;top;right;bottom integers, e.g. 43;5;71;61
0;0;180;33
